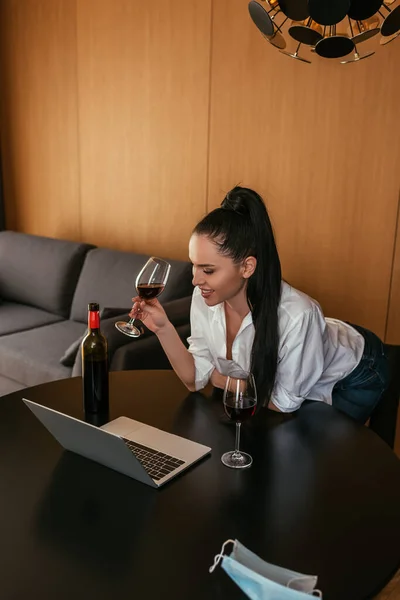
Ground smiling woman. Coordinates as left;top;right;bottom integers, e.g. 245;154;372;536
190;188;281;406
130;186;389;425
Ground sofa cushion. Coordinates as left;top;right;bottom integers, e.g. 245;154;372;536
60;335;84;368
0;231;94;318
70;248;193;323
0;302;63;336
0;374;27;397
0;321;86;387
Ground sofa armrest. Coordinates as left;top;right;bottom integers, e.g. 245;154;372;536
110;323;191;371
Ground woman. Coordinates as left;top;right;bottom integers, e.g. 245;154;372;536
130;186;389;423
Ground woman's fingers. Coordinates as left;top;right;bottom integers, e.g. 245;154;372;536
129;300;141;318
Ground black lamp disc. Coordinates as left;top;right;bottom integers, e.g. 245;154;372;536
315;35;355;57
308;0;351;25
278;0;309;21
248;1;275;37
288;24;323;45
381;5;400;37
351;27;380;43
380;30;400;44
348;0;383;21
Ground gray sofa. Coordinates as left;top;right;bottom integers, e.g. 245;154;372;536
0;231;193;397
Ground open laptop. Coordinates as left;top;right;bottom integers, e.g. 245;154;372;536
23;398;211;488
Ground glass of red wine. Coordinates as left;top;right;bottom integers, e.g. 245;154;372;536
222;370;257;469
115;257;171;338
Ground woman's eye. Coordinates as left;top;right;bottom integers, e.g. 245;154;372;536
203;270;214;275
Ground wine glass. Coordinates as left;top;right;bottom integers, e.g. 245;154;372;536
115;257;171;338
221;370;257;469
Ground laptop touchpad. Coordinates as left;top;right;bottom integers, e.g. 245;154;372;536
100;416;144;436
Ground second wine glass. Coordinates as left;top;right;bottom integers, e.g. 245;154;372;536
115;257;170;338
222;370;257;469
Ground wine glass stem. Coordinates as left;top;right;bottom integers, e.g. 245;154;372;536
234;422;241;457
129;300;143;326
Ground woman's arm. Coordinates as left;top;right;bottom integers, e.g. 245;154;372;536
210;369;283;413
130;291;215;392
267;400;282;413
130;297;197;390
156;322;196;391
210;369;227;390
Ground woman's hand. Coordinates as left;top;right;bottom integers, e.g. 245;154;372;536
210;369;228;390
130;297;170;334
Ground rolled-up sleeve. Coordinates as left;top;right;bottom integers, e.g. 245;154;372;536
271;308;326;413
187;292;215;391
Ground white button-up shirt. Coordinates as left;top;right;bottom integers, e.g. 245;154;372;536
187;281;365;412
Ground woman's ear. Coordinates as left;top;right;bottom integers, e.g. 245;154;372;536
242;256;257;279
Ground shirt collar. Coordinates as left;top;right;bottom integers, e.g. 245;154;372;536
210;301;224;325
209;300;253;331
241;311;253;330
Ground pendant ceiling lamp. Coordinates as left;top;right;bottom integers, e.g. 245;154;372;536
248;0;400;63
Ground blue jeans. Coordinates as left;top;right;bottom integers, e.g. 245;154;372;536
331;324;389;424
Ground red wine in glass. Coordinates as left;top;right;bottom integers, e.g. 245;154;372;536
224;396;257;423
115;257;170;338
222;371;257;469
136;283;165;300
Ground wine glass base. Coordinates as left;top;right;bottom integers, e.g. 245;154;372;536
115;321;141;338
221;451;253;469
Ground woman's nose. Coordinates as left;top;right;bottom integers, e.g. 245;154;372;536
192;270;204;287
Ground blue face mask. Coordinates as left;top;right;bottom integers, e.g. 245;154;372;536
209;539;322;600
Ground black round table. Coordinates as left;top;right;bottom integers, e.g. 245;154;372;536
0;371;399;600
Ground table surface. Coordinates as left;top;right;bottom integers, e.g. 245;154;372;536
1;370;399;600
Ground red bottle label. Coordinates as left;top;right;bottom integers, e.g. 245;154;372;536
89;310;100;329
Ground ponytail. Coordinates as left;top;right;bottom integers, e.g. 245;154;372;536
193;186;282;407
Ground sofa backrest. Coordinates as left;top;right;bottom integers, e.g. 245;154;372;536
70;248;193;323
0;231;94;318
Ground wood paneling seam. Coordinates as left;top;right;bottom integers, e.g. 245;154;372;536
205;0;214;217
74;0;83;241
385;188;400;342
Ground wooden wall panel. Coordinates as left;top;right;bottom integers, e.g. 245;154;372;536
386;196;400;344
208;0;400;338
76;0;211;259
0;0;80;240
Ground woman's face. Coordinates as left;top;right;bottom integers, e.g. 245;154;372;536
189;234;248;306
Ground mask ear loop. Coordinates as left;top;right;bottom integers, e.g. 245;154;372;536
209;539;236;573
287;576;323;598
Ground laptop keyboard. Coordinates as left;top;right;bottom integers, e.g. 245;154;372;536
122;438;185;481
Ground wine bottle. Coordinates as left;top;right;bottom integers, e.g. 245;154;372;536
82;302;109;415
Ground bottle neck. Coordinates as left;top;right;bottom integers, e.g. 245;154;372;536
88;310;100;331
